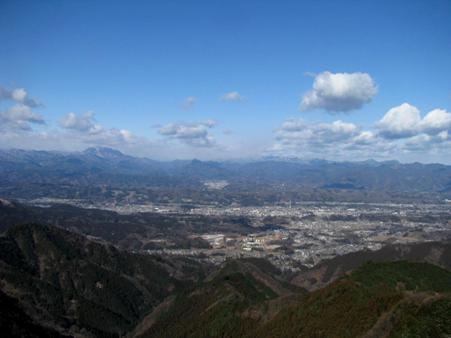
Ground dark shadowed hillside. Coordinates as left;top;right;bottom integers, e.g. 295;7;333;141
0;289;67;338
0;223;205;337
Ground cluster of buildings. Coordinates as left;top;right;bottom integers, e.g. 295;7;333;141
147;202;451;270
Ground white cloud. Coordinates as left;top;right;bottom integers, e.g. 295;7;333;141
2;84;451;162
377;103;421;138
59;112;98;133
377;103;451;139
272;119;361;156
419;109;451;133
2;104;44;126
0;104;45;132
301;71;377;112
353;130;376;145
277;119;359;143
158;120;217;147
0;86;40;107
403;133;433;151
59;111;134;146
221;91;244;102
438;130;449;141
269;103;451;162
268;118;400;160
0;85;45;132
11;88;27;102
86;128;134;146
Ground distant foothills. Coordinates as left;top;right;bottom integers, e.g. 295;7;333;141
0;147;451;204
2;146;450;166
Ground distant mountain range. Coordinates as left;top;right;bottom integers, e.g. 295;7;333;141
1;147;451;203
1;223;451;337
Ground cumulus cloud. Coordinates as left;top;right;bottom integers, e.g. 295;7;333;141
3;84;451;162
0;86;41;107
353;130;376;145
269;102;451;162
59;112;98;133
86;128;134;146
420;109;451;133
11;88;26;102
377;103;421;138
0;104;45;131
268;118;398;160
301;71;377;113
271;118;360;156
158;120;217;147
0;86;45;131
59;112;134;146
221;91;244;102
276;119;359;143
377;103;451;139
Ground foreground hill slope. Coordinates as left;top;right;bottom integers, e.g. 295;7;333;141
0;289;67;338
140;260;451;338
140;259;451;338
0;224;204;337
140;258;304;338
258;261;451;338
1;223;451;337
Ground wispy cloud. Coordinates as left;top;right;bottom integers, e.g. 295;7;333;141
182;96;197;109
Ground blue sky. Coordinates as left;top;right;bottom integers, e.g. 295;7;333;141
1;0;450;162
